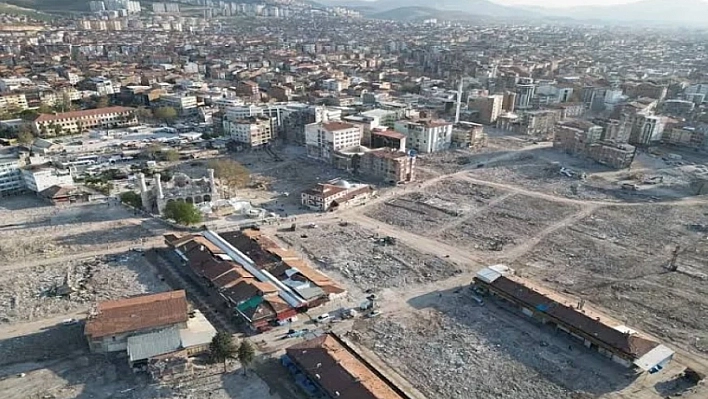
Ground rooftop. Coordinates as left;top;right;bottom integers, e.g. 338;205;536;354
85;290;188;339
35;106;134;123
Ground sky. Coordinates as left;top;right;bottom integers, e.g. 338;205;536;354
488;0;705;7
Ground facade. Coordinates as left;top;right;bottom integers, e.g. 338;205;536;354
452;122;486;149
360;148;416;184
301;179;373;212
473;265;674;372
224;115;274;148
662;127;706;150
21;165;73;192
515;83;536;110
469;95;503;124
628;114;665;146
305;121;362;162
32;106;137;136
370;129;406;152
586;141;637;169
554;119;604;153
0;149;25;196
160;94;198;115
283;333;409;399
0;93;29;111
393;119;452;154
520;110;560;138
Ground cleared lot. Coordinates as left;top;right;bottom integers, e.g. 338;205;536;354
278;223;462;291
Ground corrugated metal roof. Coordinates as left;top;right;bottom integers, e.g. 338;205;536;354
634;344;674;371
127;328;181;362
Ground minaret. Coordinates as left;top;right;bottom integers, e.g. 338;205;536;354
154;173;164;199
207;168;219;200
138;173;150;210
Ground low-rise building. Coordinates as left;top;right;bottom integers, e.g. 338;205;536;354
301;179;373;212
473;265;674;372
32;106;137;136
283;333;410;399
0;148;25;196
21;164;73;192
360;148;416;184
0;92;28;111
662;126;706;150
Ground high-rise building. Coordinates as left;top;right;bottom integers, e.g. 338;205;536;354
469;95;503;125
515;83;535;110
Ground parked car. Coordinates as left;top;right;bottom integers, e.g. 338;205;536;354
286;328;309;338
315;313;332;323
61;318;79;325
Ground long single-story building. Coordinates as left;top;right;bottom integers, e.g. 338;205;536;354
473;265;674;372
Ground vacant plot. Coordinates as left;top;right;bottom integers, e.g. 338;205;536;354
365;179;508;232
277;223;462;290
353;289;635;399
440;194;581;252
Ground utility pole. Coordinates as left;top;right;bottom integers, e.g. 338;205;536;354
668;245;680;272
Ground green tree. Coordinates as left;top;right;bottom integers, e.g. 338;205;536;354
37;104;53;114
95;96;110;109
209;331;238;373
237;340;256;376
154;106;178;124
135;106;153;122
120;191;142;209
163;201;202;225
161;149;179;162
208;159;250;191
18;109;39;121
16;129;34;145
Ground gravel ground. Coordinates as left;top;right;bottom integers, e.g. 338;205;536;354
352;290;633;399
0;253;170;324
278;223;463;291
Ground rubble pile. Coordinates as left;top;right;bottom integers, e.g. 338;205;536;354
278;223;461;290
0;254;168;324
354;294;629;399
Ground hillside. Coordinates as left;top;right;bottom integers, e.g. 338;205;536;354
370;6;478;21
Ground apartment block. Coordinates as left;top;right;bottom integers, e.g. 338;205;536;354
224;115;274;148
360;148;416;184
305;121;362;162
393;119;452;154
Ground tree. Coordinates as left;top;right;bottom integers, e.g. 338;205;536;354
135;107;153;122
237;340;256;376
163;201;202;225
18;109;39;121
154;106;178;124
208;159;251;192
161;149;179;162
16;129;34;145
120;191;142;209
95;96;110;109
209;331;237;373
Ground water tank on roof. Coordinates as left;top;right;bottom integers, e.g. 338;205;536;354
335;180;352;189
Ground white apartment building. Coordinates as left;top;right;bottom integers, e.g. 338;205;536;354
32;106;137;136
0;77;32;92
161;94;198;115
305;121;362;162
393;119;452;153
21;166;73;193
0;150;25;196
224;116;274;148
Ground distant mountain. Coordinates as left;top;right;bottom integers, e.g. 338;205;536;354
536;0;708;26
3;0;87;11
369;6;479;21
322;0;529;18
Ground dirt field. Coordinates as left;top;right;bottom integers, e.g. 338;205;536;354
277;223;463;291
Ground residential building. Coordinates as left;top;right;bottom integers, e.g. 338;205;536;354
519;110;560;138
301;179;373;211
554;119;604;154
627;114;666;146
0;93;28;111
473;265;674;371
305;121;362;162
32;107;137;136
469;95;503;124
0;77;32;92
452;122;487;149
393;119;452;153
283;333;409;399
662;127;707;150
0;148;25;196
82;77;116;96
21;164;73;192
370;129;406;152
515;82;535;110
160;94;198;115
224;115;274;148
586;141;637;169
360;148;416;184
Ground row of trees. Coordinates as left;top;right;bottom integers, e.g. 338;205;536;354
210;332;255;374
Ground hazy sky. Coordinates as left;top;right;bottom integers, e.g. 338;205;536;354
493;0;705;7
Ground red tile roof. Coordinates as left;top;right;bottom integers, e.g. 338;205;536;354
85;291;188;339
35;106;134;123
